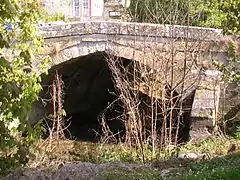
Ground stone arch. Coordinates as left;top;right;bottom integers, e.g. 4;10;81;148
41;39;155;70
30;48;196;144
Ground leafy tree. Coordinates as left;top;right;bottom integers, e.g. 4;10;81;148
192;0;240;34
128;0;240;34
128;0;191;25
221;0;240;34
0;0;49;173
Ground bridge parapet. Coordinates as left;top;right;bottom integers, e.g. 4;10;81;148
39;21;226;69
40;21;223;41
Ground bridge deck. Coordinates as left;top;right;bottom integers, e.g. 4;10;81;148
39;21;223;41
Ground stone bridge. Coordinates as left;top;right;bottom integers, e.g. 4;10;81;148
39;21;224;67
36;21;227;141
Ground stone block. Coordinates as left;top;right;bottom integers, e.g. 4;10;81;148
70;46;80;58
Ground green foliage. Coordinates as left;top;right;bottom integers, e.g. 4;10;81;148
171;153;240;180
68;138;234;164
98;168;162;180
220;0;240;34
128;0;240;34
25;139;240;179
235;127;240;140
128;0;190;25
180;137;231;155
71;141;146;163
222;41;240;83
178;166;240;180
190;0;226;28
214;40;240;128
192;0;240;34
40;10;67;22
0;0;49;174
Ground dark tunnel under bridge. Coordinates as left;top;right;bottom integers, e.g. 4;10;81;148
31;51;196;144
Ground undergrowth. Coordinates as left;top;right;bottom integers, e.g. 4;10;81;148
28;137;240;168
98;167;162;180
2;137;238;179
170;152;240;180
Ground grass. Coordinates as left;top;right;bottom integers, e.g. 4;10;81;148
69;137;240;164
98;167;162;180
169;152;240;180
29;137;240;165
25;137;240;179
179;137;239;156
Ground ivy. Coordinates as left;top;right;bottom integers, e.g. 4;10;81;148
214;40;240;84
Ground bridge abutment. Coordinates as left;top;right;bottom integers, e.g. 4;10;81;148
190;70;221;142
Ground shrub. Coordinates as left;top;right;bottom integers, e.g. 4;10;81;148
0;0;49;174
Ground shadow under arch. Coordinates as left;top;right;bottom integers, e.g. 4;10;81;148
29;51;195;144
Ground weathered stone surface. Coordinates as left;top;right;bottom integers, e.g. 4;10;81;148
191;70;221;122
189;70;221;141
39;22;226;75
33;21;229;142
39;21;223;40
178;152;209;160
190;121;213;142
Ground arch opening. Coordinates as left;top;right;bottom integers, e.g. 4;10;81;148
39;51;126;141
30;51;195;144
